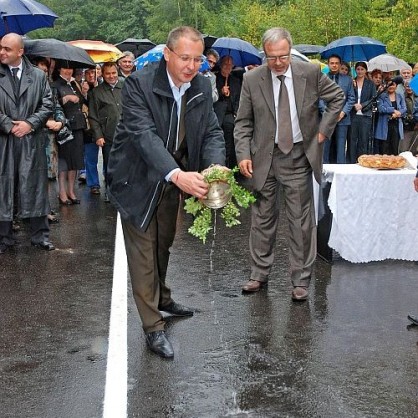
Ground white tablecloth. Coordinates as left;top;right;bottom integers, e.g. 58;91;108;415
323;164;418;263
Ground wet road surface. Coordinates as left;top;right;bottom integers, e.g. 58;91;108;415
1;179;417;418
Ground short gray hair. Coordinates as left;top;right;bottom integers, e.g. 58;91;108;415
166;26;204;50
117;51;134;62
262;28;292;50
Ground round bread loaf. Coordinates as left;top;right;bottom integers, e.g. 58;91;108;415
357;154;407;169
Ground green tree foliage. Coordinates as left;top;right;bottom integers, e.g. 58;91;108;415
27;0;417;63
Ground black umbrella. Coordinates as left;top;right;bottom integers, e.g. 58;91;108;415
203;34;218;50
114;38;156;58
24;38;96;68
293;44;324;56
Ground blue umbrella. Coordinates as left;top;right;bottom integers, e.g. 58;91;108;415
212;37;262;68
0;0;58;36
321;36;386;62
134;44;210;73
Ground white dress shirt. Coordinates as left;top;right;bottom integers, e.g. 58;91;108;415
270;66;303;144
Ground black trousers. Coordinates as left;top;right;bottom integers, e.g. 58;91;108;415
0;215;50;245
222;113;237;169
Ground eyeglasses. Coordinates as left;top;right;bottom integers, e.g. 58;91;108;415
265;54;291;63
168;48;204;65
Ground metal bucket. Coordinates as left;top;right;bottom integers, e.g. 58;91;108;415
201;180;232;209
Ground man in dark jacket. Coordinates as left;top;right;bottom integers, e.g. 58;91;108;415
107;26;226;358
88;62;123;202
0;33;54;254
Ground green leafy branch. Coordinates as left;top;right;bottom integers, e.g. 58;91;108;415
184;166;256;243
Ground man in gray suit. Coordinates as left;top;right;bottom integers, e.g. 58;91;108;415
234;27;344;300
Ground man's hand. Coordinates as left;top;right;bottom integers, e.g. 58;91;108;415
172;171;209;199
317;132;326;144
338;111;345;122
11;121;32;138
46;120;63;131
239;159;253;178
96;137;105;147
62;94;79;105
414;177;418;192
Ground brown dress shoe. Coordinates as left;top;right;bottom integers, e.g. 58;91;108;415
242;279;265;293
292;286;308;301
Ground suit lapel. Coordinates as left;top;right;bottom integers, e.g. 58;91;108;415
258;66;275;118
290;63;306;116
18;61;34;100
0;67;18;102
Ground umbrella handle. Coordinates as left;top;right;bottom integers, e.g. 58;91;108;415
222;76;230;97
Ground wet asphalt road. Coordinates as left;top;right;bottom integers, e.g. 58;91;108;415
1;178;417;418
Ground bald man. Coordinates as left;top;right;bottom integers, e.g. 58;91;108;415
0;33;54;254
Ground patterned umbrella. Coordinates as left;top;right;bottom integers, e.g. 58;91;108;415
134;44;210;73
0;0;58;36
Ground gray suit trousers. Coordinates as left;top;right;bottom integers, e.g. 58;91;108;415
249;143;316;287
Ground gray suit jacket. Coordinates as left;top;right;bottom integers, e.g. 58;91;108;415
234;61;344;189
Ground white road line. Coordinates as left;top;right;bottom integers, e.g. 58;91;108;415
103;214;128;418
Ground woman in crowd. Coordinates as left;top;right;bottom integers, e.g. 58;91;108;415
375;81;406;155
349;62;376;162
340;61;351;77
398;82;417;154
51;62;89;205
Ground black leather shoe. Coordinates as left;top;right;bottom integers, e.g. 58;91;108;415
145;331;174;358
0;243;8;254
68;197;81;204
158;301;194;316
31;241;55;251
407;315;418;326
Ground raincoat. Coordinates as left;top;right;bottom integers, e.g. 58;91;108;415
0;57;53;220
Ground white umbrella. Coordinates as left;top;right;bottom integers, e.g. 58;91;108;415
367;53;409;72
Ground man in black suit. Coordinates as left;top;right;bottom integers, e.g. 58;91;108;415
0;33;54;254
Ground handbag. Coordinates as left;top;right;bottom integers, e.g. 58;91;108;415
68;111;88;131
56;124;74;145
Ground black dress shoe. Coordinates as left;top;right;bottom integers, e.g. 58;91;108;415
0;243;8;254
31;241;55;251
158;301;194;316
68;197;81;204
145;331;174;358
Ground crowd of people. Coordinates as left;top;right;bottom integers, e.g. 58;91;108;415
0;28;417;358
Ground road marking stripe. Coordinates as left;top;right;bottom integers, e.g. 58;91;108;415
103;215;128;418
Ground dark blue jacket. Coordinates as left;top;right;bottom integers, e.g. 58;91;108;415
375;92;407;141
107;60;225;232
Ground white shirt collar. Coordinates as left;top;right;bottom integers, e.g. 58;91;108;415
8;62;23;73
166;70;191;100
270;65;292;81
